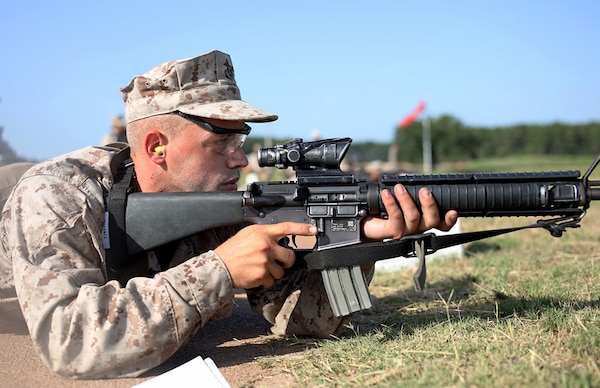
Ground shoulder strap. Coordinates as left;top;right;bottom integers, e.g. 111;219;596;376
103;144;135;276
103;143;180;279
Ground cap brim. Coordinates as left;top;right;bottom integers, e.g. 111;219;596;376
178;100;278;123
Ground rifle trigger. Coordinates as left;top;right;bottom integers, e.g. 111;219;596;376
413;239;427;293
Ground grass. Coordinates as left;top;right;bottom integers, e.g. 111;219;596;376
267;210;600;387
249;155;600;387
437;154;599;174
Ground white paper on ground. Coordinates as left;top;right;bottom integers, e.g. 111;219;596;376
132;356;231;388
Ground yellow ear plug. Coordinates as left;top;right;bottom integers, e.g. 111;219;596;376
155;146;164;155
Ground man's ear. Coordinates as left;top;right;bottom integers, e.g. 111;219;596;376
145;131;168;164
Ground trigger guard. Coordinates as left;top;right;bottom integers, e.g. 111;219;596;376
279;236;291;248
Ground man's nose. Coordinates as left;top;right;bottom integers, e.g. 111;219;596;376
229;147;249;167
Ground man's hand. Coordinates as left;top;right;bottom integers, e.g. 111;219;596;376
214;222;318;289
362;184;458;241
216;184;457;288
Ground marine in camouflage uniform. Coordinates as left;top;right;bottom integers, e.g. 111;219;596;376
0;50;454;379
100;114;128;145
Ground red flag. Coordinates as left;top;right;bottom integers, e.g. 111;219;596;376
398;101;426;129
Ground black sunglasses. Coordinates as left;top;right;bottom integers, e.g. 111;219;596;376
175;111;251;135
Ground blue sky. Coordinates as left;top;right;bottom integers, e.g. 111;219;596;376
1;1;598;161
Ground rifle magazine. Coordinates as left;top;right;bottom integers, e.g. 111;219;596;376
321;265;372;317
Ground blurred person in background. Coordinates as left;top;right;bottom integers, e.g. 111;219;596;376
101;114;127;144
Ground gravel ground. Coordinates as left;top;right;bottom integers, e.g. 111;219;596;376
0;291;306;387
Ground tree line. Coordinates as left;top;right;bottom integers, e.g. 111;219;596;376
392;115;600;164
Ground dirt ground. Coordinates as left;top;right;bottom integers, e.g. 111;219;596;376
0;291;309;387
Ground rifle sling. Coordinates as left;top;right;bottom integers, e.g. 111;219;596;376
104;151;189;280
302;227;520;270
302;216;578;290
105;146;135;276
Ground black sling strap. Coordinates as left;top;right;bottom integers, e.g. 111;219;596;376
302;214;581;291
104;144;135;276
104;144;178;279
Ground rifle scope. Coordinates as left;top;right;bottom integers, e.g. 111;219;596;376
258;137;352;170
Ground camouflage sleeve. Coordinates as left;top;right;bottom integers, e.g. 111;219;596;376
3;175;234;379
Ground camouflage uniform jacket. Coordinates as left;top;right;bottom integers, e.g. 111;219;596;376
0;146;235;378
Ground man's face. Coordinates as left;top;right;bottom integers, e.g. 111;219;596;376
162;118;249;193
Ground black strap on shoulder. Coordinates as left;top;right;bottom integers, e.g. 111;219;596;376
105;145;135;275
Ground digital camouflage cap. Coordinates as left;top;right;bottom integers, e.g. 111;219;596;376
120;50;278;124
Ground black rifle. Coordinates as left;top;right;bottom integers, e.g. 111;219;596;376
116;138;600;316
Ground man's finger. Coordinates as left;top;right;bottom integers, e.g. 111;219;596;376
263;222;318;241
271;244;296;268
268;261;285;280
418;187;443;230
395;184;421;230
